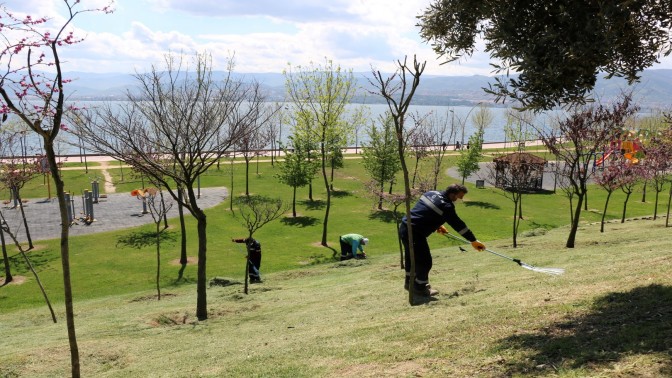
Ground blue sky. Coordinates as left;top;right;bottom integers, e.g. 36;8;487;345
10;0;672;76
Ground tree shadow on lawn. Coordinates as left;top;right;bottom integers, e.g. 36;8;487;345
464;201;500;210
496;284;672;376
5;249;58;275
281;216;320;227
299;199;325;211
331;190;351;198
368;209;397;224
116;230;177;249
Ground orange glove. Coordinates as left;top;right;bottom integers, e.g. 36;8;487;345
436;225;448;235
471;240;486;251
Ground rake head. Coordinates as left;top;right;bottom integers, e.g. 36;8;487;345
519;262;565;276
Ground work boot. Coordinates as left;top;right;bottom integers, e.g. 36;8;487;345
412;283;438;297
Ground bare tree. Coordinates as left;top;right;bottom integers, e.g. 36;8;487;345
233;195;288;294
74;52;273;320
369;55;426;305
425;111;457;190
234;126;266;196
144;187;173;300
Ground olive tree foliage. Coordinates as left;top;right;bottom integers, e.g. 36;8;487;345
275;135;320;217
534;95;638;248
74;53;273;321
455;127;484;185
0;2;112;376
369;55;426;305
418;0;672;110
362;114;402;210
284;59;358;246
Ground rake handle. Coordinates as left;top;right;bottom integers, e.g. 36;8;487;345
442;232;518;263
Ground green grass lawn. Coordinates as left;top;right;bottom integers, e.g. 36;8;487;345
1;152;671;377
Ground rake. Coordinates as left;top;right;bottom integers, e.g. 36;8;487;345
442;233;565;276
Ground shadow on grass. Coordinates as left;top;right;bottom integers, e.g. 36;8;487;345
281;216;320;227
464;201;500;210
496;284;672;376
116;230;177;249
368;209;398;224
299;199;325;211
6;249;57;275
331;190;351;198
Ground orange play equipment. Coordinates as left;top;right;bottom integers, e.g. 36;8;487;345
595;138;642;165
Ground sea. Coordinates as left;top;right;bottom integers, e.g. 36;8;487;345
3;102;657;157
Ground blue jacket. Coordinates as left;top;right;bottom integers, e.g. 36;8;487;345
401;190;476;241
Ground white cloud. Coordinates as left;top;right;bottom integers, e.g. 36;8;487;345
8;0;672;76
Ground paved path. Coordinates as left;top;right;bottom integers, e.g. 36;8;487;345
1;187;228;243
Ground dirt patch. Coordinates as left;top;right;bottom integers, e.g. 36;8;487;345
130;293;177;302
1;275;27;286
169;256;197;266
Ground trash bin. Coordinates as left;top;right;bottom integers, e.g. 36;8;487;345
476;180;485;188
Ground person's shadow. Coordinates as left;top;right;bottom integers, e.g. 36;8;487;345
496;284;672;376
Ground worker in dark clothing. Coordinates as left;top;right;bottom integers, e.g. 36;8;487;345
399;183;485;297
232;237;262;283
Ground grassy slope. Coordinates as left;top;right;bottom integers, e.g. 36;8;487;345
1;219;670;377
1;151;671;377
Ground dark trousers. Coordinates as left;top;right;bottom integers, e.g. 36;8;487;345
399;223;432;285
339;237;353;260
248;251;261;280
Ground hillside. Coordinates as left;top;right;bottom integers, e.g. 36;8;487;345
1;218;670;377
65;69;672;109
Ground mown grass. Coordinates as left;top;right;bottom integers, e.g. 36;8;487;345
0;219;670;377
0;149;671;376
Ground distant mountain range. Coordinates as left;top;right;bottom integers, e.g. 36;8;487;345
65;69;672;110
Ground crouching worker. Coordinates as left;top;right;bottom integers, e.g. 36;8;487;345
399;184;486;297
232;237;262;283
339;234;368;261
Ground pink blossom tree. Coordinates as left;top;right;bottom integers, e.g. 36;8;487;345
0;2;112;377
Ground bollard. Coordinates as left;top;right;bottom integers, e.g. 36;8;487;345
86;190;95;221
64;192;73;224
91;180;99;203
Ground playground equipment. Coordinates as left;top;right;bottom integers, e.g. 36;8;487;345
595;136;643;166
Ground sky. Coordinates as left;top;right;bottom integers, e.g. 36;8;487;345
7;0;672;76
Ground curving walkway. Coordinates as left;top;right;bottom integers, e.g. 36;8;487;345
1;187;228;243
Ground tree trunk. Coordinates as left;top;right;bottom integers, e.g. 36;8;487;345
194;209;208;320
566;192;584;248
621;192;632;223
156;224;161;301
378;181;384;210
177;189;188;280
46;139;80;377
292;186;297;218
600;190;612;233
641;181;647;202
512;196;519;248
666;183;672;227
320;145;331;247
15;189;33;249
244;259;249;295
245;159;250;196
653;189;660;220
1;227;12;283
